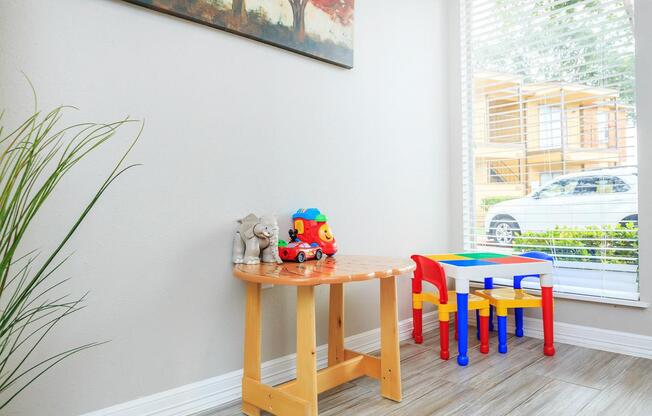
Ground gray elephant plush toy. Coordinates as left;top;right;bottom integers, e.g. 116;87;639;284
232;214;283;264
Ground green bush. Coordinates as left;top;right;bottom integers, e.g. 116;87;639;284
512;223;638;265
481;196;517;211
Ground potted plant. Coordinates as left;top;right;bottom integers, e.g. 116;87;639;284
0;93;140;408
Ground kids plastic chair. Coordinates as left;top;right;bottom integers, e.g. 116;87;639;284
513;251;554;337
474;251;555;355
476;251;555;337
411;255;490;361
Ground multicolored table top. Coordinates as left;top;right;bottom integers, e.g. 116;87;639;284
425;252;553;281
427;252;548;267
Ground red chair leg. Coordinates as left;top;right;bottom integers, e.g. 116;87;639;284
542;286;555;356
479;314;489;354
412;304;423;344
440;319;450;360
412;278;424;344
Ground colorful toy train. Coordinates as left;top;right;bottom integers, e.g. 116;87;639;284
278;208;337;262
292;208;337;256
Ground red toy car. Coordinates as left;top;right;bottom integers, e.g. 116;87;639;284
278;241;323;263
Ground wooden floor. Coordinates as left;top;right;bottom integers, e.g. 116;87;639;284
209;328;652;416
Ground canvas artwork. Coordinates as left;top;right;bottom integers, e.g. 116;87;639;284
125;0;354;68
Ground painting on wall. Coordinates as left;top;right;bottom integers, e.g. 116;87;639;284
124;0;354;68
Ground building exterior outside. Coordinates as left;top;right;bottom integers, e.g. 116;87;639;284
472;72;635;227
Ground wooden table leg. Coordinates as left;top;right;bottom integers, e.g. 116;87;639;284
379;276;402;402
242;282;262;416
328;283;345;366
296;286;318;415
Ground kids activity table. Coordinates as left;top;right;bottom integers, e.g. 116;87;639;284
233;255;415;416
425;252;554;366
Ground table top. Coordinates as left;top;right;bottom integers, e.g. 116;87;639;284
426;252;553;280
233;255;415;286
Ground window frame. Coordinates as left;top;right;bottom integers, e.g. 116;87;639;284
538;104;563;150
459;0;640;302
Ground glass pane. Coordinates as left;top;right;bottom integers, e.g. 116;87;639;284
461;0;639;300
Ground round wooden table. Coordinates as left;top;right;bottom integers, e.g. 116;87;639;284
233;255;415;416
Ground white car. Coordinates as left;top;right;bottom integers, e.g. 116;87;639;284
485;167;638;245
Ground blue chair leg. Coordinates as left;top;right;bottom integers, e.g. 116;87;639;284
484;277;494;331
513;275;527;337
515;308;524;337
489;306;495;331
498;315;508;354
476;310;480;340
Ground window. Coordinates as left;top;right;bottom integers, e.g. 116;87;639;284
536;178;578;199
538;171;560;187
539;105;563;149
597;111;610;144
488;166;506;183
488;161;520;183
576;175;630;194
574;177;599;195
604;176;630;193
461;0;639;300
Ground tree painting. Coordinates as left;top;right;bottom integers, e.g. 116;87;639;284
288;0;308;42
123;0;355;68
232;0;247;26
288;0;354;43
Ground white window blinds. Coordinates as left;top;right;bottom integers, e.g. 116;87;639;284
460;0;639;300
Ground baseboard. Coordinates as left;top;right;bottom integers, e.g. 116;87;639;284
466;313;652;360
81;311;438;416
82;310;652;416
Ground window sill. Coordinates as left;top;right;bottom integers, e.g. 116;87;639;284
468;281;650;308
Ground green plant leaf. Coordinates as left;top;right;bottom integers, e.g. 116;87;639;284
0;91;141;408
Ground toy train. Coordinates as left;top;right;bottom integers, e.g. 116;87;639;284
278;208;337;263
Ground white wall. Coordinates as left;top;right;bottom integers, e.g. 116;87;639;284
0;0;451;414
447;1;652;336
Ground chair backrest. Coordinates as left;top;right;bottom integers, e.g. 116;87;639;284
514;251;554;288
410;255;448;304
520;251;554;262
